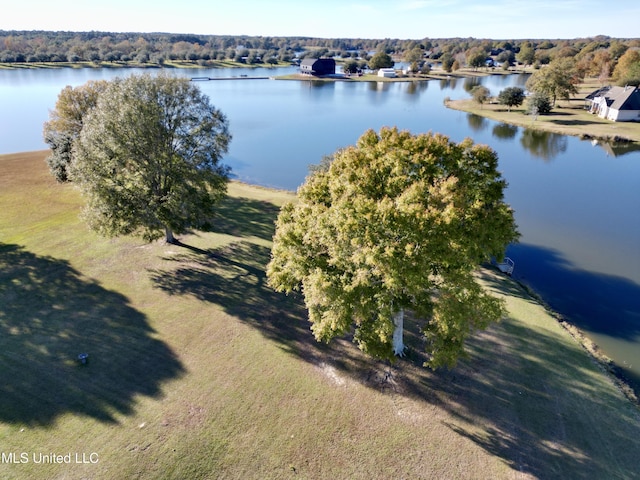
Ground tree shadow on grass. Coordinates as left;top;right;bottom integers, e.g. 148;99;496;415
432;313;640;478
149;241;332;365
213;196;283;241
0;243;184;426
149;238;640;479
393;267;640;478
549;118;601;126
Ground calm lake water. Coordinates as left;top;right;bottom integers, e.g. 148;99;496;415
1;66;639;394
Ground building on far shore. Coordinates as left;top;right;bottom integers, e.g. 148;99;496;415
378;68;396;78
587;85;640;122
300;58;336;76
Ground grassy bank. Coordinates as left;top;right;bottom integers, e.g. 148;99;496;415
276;67;529;83
446;78;640;144
1;151;639;479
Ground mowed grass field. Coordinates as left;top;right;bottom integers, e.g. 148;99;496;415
1;151;639;479
447;77;640;144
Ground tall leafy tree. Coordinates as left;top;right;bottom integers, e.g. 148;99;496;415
467;48;487;70
267;127;519;367
404;46;424;65
343;60;360;74
497;86;526;111
470;85;491;107
516;42;535;68
526;92;553;116
612;49;640;86
441;53;455;73
368;51;394;70
525;58;581;106
71;73;231;243
43;80;109;182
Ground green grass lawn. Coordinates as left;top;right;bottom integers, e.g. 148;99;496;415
447;78;640;144
1;151;639;479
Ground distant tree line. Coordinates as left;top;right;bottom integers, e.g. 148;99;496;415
1;31;638;84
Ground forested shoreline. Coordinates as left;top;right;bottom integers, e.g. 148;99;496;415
1;30;638;84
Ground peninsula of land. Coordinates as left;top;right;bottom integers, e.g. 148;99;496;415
445;77;640;145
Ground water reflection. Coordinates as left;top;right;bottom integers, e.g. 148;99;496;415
520;129;568;161
492;122;519;141
405;81;429;96
463;76;482;92
370;81;391;92
593;139;640;157
303;80;335;90
439;77;458;90
467;113;489;132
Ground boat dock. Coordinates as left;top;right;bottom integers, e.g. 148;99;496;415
191;76;272;81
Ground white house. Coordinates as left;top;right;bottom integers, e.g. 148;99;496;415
589;86;640;122
378;68;396;78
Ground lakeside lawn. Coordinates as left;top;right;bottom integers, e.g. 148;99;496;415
1;151;639;479
447;78;640;144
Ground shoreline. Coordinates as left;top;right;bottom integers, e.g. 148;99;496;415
445;97;640;145
502;270;639;407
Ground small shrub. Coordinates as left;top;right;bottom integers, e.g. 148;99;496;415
526;92;552;115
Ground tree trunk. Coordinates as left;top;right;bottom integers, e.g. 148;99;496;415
392;308;405;357
165;226;176;244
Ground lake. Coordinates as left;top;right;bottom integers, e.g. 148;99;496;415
1;66;639;395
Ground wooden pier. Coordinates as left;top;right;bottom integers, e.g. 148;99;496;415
191;76;271;81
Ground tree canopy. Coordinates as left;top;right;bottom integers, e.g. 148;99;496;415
470;85;491;106
525;58;581;106
526;92;553;116
612;49;640;86
43;80;109;182
267;127;519;367
497;86;526;111
71;73;231;243
516;43;535;67
368;51;394;70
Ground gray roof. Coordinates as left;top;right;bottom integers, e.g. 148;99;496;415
585;86;611;100
602;86;640;111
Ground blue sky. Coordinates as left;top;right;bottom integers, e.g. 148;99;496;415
3;0;639;39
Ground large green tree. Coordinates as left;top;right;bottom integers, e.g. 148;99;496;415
467;48;487;70
267;127;519;367
71;73;231;243
470;85;491;107
525;58;581;106
368;51;394;70
403;46;424;65
43;80;109;182
497;86;526;111
516;42;535;68
612;49;640;86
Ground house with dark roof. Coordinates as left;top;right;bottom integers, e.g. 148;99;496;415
588;85;640;122
300;58;336;76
